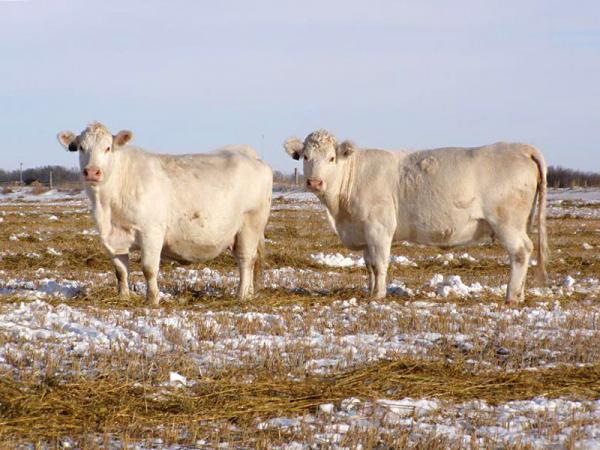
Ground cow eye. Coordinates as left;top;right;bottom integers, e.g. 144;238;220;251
105;146;111;153
304;155;308;161
329;156;335;163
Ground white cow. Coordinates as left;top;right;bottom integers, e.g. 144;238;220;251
284;130;548;303
58;122;272;305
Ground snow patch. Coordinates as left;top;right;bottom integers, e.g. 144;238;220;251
428;274;483;298
311;252;417;268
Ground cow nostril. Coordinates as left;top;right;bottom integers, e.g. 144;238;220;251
307;178;323;188
83;168;101;179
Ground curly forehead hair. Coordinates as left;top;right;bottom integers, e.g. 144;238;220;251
83;121;111;139
304;129;337;151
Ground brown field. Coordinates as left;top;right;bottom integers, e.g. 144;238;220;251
0;188;599;449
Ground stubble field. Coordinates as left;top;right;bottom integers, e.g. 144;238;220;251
0;186;599;449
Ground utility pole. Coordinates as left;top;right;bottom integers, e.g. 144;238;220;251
19;162;23;185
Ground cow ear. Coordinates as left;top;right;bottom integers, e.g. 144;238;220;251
113;130;133;147
284;137;304;160
57;131;78;152
336;140;356;159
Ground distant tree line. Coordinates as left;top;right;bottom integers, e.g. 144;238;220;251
547;166;600;188
0;165;80;185
0;166;302;186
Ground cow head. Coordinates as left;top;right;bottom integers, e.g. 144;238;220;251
57;122;133;186
284;129;355;194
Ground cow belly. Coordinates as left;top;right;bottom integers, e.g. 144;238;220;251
162;218;239;263
161;239;227;263
411;218;493;248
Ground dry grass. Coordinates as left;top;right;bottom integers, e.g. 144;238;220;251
1;197;599;291
0;192;599;447
1;358;600;445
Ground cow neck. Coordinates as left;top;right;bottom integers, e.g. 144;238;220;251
321;154;355;221
86;152;132;243
86;151;125;211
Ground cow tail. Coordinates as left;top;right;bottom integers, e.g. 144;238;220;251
527;190;538;235
253;235;265;291
530;148;549;286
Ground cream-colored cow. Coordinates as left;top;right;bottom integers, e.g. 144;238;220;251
58;122;272;305
285;130;548;303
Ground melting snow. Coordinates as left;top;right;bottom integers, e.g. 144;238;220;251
311;252;417;268
257;395;600;449
428;274;484;298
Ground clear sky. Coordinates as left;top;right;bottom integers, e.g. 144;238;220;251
1;0;599;172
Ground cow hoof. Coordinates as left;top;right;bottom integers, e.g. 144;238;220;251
147;297;160;307
505;297;522;306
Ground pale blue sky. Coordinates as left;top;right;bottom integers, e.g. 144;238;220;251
1;0;598;172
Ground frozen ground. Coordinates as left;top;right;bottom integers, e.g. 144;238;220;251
548;188;600;219
548;188;600;203
2;186;599;202
1;186;599;448
0;187;86;205
1;283;599;377
60;395;600;449
257;395;600;450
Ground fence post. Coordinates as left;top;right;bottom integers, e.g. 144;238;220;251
294;168;299;186
49;171;53;189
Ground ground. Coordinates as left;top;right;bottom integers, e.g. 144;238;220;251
0;186;599;449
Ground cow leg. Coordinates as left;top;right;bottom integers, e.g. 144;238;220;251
233;226;260;300
112;253;130;297
140;237;162;306
497;229;533;304
366;233;392;299
363;248;375;295
234;208;269;300
238;257;254;299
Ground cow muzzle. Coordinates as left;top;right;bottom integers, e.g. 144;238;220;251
306;178;325;192
83;167;102;183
